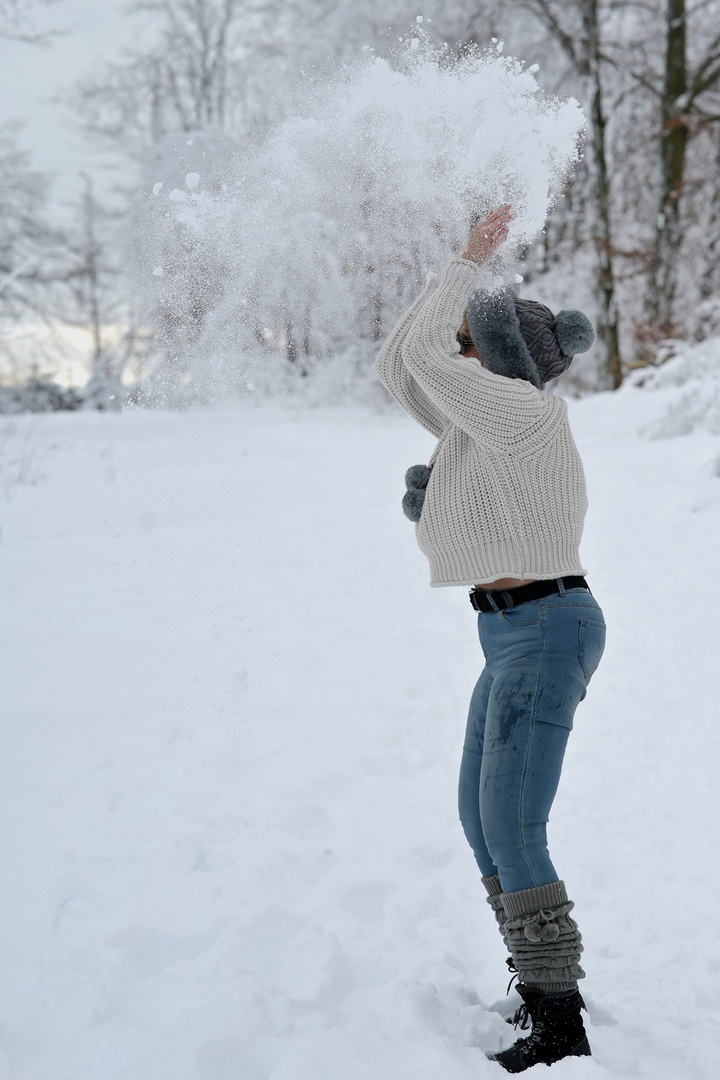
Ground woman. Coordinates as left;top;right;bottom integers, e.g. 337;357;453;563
375;206;606;1073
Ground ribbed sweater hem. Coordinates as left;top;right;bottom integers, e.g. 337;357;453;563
424;541;586;588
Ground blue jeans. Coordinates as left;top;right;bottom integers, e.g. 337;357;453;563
458;586;606;894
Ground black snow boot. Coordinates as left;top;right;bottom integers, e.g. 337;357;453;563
488;987;590;1073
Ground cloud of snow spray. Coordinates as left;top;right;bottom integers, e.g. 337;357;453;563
138;29;585;399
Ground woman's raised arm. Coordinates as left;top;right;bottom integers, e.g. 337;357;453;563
374;275;450;439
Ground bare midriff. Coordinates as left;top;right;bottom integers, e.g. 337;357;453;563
475;577;535;591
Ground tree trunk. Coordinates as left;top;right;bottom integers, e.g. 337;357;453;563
588;115;621;388
81;174;105;378
583;0;622;388
645;0;689;345
700;125;720;303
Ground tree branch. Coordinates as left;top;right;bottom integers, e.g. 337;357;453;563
0;24;67;45
690;34;720;100
599;49;663;97
519;0;582;71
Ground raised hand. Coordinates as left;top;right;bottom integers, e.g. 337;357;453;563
460;205;515;265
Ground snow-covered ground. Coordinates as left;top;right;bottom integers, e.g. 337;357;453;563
1;377;720;1079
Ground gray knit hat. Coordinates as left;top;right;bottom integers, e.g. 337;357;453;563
466;288;595;386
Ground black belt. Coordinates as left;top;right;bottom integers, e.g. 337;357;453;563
469;576;589;613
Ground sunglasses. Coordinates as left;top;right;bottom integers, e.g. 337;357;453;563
456;332;473;355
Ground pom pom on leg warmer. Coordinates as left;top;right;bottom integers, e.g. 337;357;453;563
501;880;585;992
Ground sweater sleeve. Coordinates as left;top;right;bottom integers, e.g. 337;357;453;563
374;275;450;439
400;258;555;448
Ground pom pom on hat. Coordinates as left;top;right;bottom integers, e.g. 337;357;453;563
552;309;595;356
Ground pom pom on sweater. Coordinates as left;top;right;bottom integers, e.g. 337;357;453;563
405;463;432;490
403;462;433;521
402;487;427;522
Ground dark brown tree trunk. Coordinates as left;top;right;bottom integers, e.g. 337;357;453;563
645;0;689;344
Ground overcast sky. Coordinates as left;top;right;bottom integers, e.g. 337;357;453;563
0;0;137;216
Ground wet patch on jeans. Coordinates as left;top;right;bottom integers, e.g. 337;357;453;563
492;681;536;744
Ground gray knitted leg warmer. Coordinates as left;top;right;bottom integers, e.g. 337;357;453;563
482;873;507;934
501;879;585;992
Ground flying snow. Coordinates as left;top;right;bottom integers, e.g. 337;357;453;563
140;33;585;392
241;34;583;254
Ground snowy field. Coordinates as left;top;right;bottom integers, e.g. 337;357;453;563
1;377;720;1080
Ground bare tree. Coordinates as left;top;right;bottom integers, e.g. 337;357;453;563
68;0;271;157
602;0;720;349
0;0;69;326
63;175;121;402
0;124;63;327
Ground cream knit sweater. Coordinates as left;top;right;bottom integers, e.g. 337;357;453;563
375;257;588;587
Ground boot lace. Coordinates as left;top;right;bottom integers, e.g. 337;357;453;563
511;1002;532;1031
505;956;519;995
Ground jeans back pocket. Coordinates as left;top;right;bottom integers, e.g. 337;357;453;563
579;618;606;680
